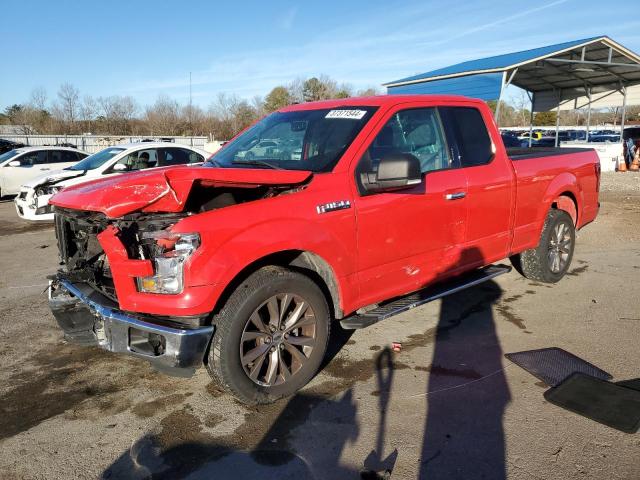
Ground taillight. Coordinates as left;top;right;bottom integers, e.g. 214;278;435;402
595;162;601;192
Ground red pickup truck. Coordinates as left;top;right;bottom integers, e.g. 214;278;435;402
48;95;600;404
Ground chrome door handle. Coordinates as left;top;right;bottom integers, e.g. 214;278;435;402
445;192;466;200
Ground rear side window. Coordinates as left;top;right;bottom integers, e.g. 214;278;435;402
61;150;79;163
442;107;493;167
160;148;200;166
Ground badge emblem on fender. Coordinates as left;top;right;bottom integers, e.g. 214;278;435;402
317;200;351;214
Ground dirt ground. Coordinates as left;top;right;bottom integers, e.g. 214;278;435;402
0;172;639;480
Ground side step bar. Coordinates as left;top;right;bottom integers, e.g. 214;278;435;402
340;265;511;330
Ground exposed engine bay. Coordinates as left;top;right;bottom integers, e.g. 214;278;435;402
52;182;303;301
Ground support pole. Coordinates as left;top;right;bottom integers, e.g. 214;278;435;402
620;84;627;139
586;87;592;142
555;89;562;147
494;72;506;127
494;69;518;128
528;91;534;148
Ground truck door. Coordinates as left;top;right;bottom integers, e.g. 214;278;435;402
352;105;468;307
440;106;515;267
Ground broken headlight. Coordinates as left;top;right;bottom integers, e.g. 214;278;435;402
136;231;200;294
36;185;62;196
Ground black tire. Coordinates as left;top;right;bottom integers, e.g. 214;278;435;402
510;209;575;283
205;266;331;404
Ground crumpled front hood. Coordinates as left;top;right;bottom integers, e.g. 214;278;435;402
23;169;85;189
49;166;312;218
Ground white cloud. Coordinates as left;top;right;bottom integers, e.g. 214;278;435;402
277;6;298;30
121;0;594;105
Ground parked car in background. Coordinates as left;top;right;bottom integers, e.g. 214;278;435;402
588;134;620;143
0;138;25;154
501;133;529;148
15;142;209;221
0;146;88;197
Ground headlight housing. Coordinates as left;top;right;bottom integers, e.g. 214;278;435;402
35;185;62;196
136;231;200;294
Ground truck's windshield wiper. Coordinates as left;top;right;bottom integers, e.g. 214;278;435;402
231;159;282;170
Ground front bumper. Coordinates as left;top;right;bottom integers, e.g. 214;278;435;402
48;279;214;377
15;190;54;221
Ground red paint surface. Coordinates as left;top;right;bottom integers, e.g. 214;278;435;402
51;95;600;318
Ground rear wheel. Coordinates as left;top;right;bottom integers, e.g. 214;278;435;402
510;209;575;283
206;266;330;404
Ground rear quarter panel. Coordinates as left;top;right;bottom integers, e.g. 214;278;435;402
510;149;599;254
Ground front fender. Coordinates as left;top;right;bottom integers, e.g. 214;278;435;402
187;218;357;314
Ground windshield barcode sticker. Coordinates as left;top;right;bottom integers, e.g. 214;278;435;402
325;109;367;120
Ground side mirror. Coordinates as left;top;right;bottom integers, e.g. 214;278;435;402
361;153;422;193
8;160;21;167
112;163;128;171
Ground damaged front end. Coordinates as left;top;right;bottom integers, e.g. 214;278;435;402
48;208;213;376
47;166;312;375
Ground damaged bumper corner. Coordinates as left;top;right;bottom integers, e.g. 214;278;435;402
48;279;214;377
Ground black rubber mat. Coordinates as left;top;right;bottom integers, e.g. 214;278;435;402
504;347;612;387
544;373;640;433
617;379;640;392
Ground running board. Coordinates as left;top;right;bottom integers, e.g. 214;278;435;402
340;265;511;330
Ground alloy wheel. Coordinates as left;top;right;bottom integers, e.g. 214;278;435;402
240;293;317;387
548;222;572;273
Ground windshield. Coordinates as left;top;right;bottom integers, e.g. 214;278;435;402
0;150;20;163
67;147;125;171
209;107;377;172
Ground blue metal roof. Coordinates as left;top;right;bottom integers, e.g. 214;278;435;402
387;73;502;101
385;36;605;86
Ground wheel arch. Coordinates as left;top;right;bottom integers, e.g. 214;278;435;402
212;249;344;320
551;191;579;226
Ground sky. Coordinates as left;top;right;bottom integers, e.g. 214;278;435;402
2;0;640;111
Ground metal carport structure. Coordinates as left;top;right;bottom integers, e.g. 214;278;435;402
384;36;640;147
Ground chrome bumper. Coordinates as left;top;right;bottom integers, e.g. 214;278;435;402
48;279;214;377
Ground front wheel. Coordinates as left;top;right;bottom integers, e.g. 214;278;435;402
206;266;330;404
510;209;576;283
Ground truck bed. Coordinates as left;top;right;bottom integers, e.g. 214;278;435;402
507;147;594;161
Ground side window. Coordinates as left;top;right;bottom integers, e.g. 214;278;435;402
188;151;204;163
18;151;48;165
159;148;193;167
110;149;158;172
49;150;63;163
61;150;79;163
360;107;450;175
443;107;493;167
77;152;89;160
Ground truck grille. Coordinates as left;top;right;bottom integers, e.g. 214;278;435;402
54;209;118;301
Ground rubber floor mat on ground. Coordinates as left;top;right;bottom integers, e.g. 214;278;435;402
504;347;612;387
544;373;640;433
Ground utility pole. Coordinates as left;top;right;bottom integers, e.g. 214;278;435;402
189;71;193;136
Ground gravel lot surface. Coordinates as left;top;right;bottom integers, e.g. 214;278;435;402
0;172;639;479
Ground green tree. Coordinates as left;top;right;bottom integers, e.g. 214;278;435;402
302;77;330;102
4;104;23;122
533;111;557;126
264;86;292;112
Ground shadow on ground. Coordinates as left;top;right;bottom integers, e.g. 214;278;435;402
102;250;511;479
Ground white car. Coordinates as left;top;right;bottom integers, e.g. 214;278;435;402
0;146;88;197
15;142;209;221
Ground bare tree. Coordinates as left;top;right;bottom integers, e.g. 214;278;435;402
145;94;180;135
53;83;80;133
